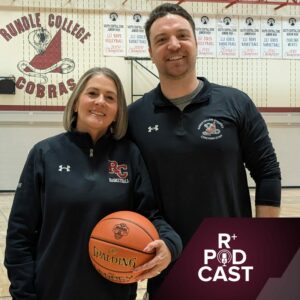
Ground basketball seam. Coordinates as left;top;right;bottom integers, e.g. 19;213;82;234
89;237;155;254
102;217;157;241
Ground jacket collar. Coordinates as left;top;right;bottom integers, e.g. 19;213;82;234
67;130;113;148
153;77;212;108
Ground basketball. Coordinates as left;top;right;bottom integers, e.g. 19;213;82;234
89;211;159;284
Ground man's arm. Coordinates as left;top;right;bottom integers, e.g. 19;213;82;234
256;205;280;217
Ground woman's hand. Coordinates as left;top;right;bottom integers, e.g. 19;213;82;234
133;239;171;281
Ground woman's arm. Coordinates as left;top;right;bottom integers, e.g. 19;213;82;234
5;146;42;299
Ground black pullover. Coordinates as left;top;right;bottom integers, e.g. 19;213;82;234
5;131;182;300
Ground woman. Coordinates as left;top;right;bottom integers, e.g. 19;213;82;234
5;67;182;300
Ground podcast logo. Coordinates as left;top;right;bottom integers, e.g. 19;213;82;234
198;233;254;282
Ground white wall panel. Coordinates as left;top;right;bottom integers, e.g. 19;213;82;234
0;1;300;189
0;111;63;190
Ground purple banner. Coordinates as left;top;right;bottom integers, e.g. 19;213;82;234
155;218;300;300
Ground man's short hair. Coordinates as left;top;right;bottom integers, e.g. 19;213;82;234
144;3;196;46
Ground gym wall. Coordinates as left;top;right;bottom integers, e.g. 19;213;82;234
0;0;299;190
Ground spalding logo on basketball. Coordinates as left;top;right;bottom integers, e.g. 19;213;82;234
89;211;159;284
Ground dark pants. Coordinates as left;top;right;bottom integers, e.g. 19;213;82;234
129;282;137;300
148;266;171;300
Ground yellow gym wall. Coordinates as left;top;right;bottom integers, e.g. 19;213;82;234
0;0;300;189
0;0;300;109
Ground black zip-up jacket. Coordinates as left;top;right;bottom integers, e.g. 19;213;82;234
128;78;281;299
128;77;281;247
5;131;182;300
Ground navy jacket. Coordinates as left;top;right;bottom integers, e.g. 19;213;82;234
5;131;182;300
128;77;281;247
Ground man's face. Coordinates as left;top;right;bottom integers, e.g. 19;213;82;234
148;14;197;80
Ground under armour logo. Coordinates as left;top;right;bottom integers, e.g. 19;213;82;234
148;125;159;132
58;165;71;172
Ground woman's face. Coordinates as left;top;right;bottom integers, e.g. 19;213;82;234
75;74;118;142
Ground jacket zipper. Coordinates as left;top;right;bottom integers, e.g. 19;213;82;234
89;148;94;158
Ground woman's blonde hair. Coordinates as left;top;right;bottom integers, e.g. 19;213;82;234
63;67;127;140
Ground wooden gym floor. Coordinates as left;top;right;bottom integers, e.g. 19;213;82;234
1;189;299;299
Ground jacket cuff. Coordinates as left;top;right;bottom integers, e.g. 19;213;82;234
255;178;281;207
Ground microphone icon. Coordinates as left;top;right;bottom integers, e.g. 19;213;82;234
221;253;227;265
217;250;232;266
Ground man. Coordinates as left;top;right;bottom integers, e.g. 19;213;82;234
128;3;281;299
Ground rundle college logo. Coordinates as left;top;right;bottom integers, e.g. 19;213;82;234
198;233;254;282
108;160;129;184
0;12;92;99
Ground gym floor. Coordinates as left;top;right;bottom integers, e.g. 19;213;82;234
1;189;299;299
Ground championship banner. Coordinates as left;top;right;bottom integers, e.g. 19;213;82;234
282;17;300;59
103;12;126;57
261;17;282;59
195;15;217;58
216;16;239;58
126;13;148;57
239;16;261;58
155;219;300;300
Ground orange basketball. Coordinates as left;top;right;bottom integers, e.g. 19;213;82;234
89;210;159;284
